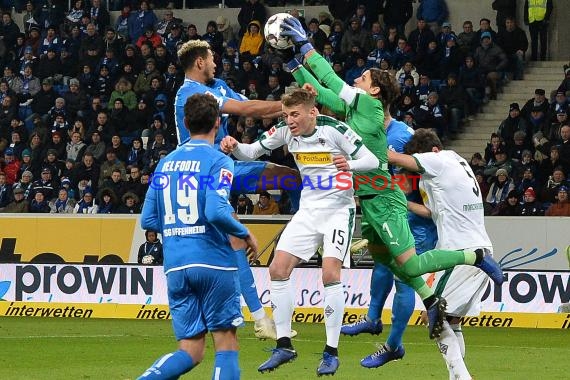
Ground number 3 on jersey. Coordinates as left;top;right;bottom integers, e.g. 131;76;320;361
163;175;199;225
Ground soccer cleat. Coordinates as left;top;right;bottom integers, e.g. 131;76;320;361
316;352;339;376
474;250;505;286
258;348;297;373
340;316;383;336
427;297;447;339
360;344;405;368
254;316;277;340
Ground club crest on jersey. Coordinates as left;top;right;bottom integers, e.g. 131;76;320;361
219;168;234;185
318;138;326;146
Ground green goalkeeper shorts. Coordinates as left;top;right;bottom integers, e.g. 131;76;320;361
360;193;415;257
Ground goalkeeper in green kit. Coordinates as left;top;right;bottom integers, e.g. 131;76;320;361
276;16;505;345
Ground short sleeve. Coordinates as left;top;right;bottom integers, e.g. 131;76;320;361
413;152;444;177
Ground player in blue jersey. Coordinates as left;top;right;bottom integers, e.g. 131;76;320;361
340;108;438;367
175;40;300;340
175;40;300;198
138;93;259;380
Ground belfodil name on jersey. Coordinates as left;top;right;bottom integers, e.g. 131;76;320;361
161;160;202;172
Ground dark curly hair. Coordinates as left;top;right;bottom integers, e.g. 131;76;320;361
369;68;401;108
404;129;443;154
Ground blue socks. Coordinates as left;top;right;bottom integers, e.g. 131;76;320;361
213;351;240;380
138;349;194;379
368;263;394;321
386;280;415;350
138;350;240;380
236;248;263;314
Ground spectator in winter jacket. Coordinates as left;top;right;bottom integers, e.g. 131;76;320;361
473;32;508;100
416;0;449;34
2;186;28;212
49;188;75;213
340;17;372;56
127;0;157;43
492;0;517;33
439;73;467;137
497;103;530;149
73;187;98;214
0;172;13;208
486;168;515;212
237;0;267;37
29;191;50;213
239;20;264;57
138;230;163;265
382;0;413;36
545;186;570;216
234;193;254;215
518;187;544;216
1;148;20;185
497;17;529;80
493;189;520;216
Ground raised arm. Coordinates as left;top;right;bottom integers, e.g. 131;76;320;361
280;17;351;96
222;98;282;118
291;63;347;115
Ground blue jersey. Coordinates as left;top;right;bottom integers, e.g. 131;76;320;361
386;118;415;174
175;78;247;147
407;189;438;254
386;118;436;253
141;139;249;273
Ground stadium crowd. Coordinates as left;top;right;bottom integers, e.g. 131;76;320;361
0;0;568;215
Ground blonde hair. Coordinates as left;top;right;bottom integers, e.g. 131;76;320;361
281;88;316;108
178;40;212;70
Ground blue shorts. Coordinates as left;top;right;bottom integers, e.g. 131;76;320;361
167;267;243;340
232;161;266;193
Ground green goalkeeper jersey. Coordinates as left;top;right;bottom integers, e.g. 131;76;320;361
292;53;405;202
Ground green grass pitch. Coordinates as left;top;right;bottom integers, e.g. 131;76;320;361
0;318;567;379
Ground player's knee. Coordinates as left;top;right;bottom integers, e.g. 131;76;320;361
322;270;340;285
268;262;289;280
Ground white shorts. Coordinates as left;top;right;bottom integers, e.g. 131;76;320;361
432;247;493;317
276;208;356;268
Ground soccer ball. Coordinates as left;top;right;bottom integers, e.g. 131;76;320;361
264;13;295;50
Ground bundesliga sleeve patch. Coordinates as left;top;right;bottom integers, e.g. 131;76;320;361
219;168;234;185
343;129;361;144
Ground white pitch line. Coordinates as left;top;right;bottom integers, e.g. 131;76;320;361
1;334;567;352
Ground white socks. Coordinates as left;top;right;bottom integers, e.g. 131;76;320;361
436;321;471;380
450;322;466;358
251;308;266;321
271;279;294;339
323;283;344;349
